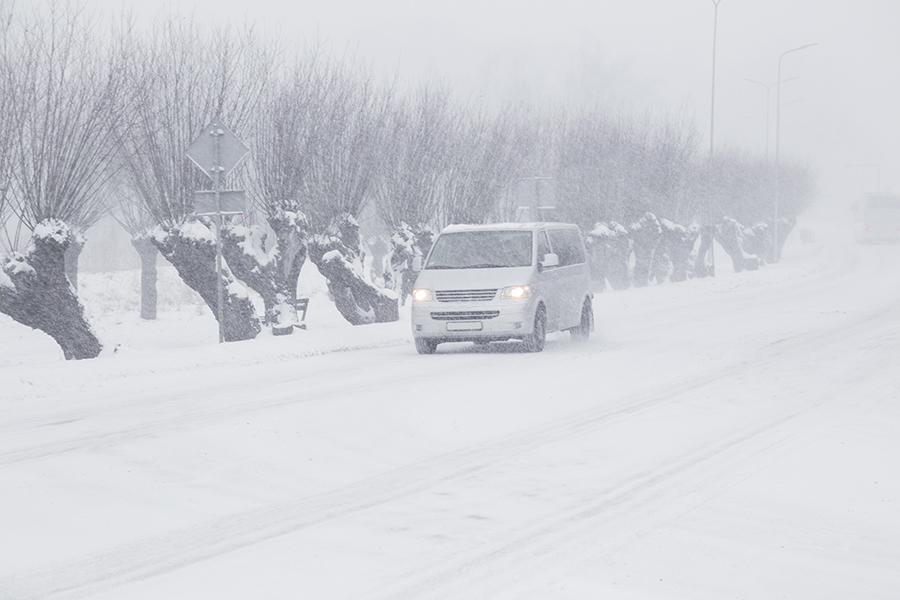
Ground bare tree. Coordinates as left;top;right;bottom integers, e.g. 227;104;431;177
298;53;398;325
442;104;529;226
118;17;276;341
371;84;456;302
0;2;16;251
234;52;326;333
1;2;130;359
372;83;456;232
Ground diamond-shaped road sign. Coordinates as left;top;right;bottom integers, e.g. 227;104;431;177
185;120;249;181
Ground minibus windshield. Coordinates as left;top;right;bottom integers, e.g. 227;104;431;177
425;230;533;269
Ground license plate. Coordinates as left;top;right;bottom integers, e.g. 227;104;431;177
446;321;483;331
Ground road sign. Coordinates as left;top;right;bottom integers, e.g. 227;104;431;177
184;119;251;344
185;120;250;181
193;190;246;215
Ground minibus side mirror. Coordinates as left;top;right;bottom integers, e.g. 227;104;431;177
411;255;423;271
540;253;559;270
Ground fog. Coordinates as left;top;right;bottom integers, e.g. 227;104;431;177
115;0;899;206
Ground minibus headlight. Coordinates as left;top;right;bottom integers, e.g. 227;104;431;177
500;285;530;299
413;288;433;302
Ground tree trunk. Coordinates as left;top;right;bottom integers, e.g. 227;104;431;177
151;223;260;342
774;216;797;261
717;217;747;273
131;235;158;320
0;219;102;360
693;225;715;278
269;210;309;332
64;231;86;293
587;222;631;291
630;213;662;288
387;223;433;305
661;220;699;283
308;215;398;326
219;210;309;336
741;223;770;265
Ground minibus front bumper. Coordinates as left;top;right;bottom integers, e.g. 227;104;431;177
410;300;536;342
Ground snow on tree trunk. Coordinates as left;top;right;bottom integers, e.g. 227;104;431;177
0;219;101;360
741;223;770;265
587;221;631;291
717;217;760;273
774;215;797;261
219;211;308;336
649;245;671;284
131;235;158;320
630;213;662;288
308;214;398;326
387;222;433;305
693;226;715;278
267;210;309;333
661;219;699;283
151;223;260;342
64;231;86;293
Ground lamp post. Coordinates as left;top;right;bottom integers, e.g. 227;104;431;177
773;42;817;263
744;76;798;160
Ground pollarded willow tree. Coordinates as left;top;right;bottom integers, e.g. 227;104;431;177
370;84;460;299
230;55;322;333
0;2;132;359
239;46;400;328
118;17;278;341
301;56;399;325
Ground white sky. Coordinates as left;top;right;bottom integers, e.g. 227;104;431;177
111;0;899;206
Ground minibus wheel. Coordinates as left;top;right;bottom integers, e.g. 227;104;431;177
570;298;592;341
415;338;437;354
524;307;546;353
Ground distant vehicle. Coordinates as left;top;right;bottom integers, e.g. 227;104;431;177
410;222;593;354
852;193;900;243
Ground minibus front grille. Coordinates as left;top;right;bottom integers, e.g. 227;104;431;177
430;310;501;321
435;289;498;302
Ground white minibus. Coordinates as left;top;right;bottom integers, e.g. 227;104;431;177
410;222;593;354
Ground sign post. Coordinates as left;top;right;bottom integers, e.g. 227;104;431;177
186;120;249;343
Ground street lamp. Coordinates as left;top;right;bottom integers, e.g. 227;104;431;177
775;44;817;162
773;42;817;263
744;76;798;160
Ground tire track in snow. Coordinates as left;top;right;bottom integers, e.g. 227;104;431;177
0;345;481;466
2;299;897;600
0;244;886;469
375;359;895;600
0;242;884;468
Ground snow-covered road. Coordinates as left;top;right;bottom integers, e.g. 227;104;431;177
2;231;899;599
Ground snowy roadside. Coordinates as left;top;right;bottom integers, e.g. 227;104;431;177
1;232;839;404
1;198;848;402
2;211;899;600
